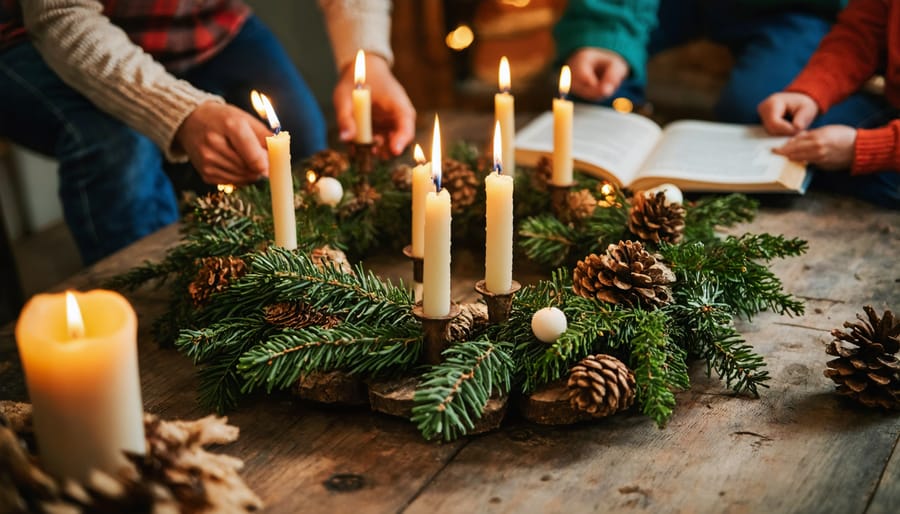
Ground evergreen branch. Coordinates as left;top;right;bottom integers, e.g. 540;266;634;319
699;327;770;396
411;340;514;441
683;194;757;243
518;215;577;267
237;323;421;393
625;308;677;427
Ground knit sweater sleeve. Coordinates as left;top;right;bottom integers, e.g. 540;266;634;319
852;121;900;175
785;0;887;112
21;0;223;162
553;0;659;83
318;0;393;72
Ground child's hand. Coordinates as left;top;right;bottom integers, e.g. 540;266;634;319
566;48;630;101
758;92;820;135
772;125;857;170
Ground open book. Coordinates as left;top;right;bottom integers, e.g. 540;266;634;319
515;104;810;194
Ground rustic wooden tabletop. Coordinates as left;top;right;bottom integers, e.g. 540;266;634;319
1;114;898;514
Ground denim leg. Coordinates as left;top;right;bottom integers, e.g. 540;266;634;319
179;16;327;161
0;43;178;264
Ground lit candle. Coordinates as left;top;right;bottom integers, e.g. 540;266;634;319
411;144;435;259
494;56;516;177
352;49;373;144
552;65;574;186
253;91;297;250
15;290;145;482
485;120;514;293
423;115;451;317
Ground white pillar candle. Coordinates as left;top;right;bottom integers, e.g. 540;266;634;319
15;290;145;482
485;120;514;293
352;49;373;144
423;115;451;316
257;93;297;250
411;144;435;258
552;65;574;186
494;56;516;177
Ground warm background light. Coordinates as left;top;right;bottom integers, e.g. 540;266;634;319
501;0;531;7
216;184;235;194
612;97;634;113
445;24;475;51
306;170;317;184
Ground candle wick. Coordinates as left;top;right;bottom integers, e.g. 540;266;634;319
273;126;281;135
355;81;364;90
494;162;502;175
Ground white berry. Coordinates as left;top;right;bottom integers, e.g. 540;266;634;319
646;183;683;205
315;177;344;207
531;307;568;343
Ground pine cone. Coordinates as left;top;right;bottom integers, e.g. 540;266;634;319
573;240;675;308
339;183;381;217
567;354;636;417
629;191;685;244
310;245;353;274
530;156;553;192
560;189;597;223
391;164;413;191
264;302;341;330
442;158;479;212
187;256;248;307
306;149;349;178
192;191;252;226
825;306;900;410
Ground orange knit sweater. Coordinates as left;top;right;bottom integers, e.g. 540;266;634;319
786;0;900;175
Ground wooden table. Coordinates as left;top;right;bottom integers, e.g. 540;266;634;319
2;114;899;514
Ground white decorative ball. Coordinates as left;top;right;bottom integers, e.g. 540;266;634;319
646;183;683;205
531;307;568;343
315;176;344;207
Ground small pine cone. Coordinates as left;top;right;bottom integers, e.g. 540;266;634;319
442;158;479;212
567;354;636;417
825;306;900;410
573;240;675;308
187;256;248;307
391;163;413;191
310;245;353;274
307;149;349;178
264;302;341;330
628;191;685;244
561;189;597;223
339;183;382;217
193;191;252;226
530;156;553;192
449;303;490;342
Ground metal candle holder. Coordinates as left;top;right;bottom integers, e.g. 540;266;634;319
348;141;375;182
412;303;461;365
548;182;575;220
474;280;521;324
402;245;424;284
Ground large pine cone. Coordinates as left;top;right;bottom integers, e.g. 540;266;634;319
264;302;341;330
561;189;597;223
825;306;900;409
567;354;636;417
629;191;685;244
391;163;413;191
306;149;349;178
573;241;675;308
193;191;252;227
530;156;553;192
442;158;479;212
339;183;382;217
187;256;248;307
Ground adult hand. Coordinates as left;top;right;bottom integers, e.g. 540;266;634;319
773;125;857;170
758;92;819;136
333;53;415;156
175;101;270;184
565;47;630;101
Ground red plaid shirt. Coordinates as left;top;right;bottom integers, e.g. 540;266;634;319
1;0;250;71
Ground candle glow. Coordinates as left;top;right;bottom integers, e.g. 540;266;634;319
432;115;442;190
354;49;366;88
499;56;511;93
65;291;85;340
493;120;503;173
559;65;571;98
414;143;426;164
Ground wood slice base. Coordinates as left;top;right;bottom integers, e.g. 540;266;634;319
293;370;369;405
518;379;593;425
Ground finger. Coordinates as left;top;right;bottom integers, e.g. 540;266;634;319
599;58;628;98
226;119;269;177
333;83;356;142
571;63;604;100
387;104;416;156
791;105;817;131
759;99;797;135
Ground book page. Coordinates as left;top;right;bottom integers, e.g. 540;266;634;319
515;104;662;186
637;121;792;184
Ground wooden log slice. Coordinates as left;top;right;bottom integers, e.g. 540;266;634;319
518;379;592;425
367;376;419;418
467;394;509;435
292;370;369;405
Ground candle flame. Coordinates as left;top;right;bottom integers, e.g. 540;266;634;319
250;90;265;118
413;144;425;164
217;184;235;194
354;49;366;88
493;120;503;173
65;291;85;340
258;93;281;132
558;65;571;97
432;114;442;190
306;170;317;184
499;56;511;93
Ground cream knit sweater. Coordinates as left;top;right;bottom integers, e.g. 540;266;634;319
21;0;392;162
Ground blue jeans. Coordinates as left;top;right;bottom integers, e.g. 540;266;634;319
0;15;326;264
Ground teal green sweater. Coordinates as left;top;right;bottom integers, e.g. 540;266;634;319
554;0;847;82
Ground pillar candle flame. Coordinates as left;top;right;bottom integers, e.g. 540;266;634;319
414;143;425;165
432;114;442;190
493;120;503;173
354;49;366;89
558;65;571;99
250;90;280;133
65;291;85;340
499;56;511;94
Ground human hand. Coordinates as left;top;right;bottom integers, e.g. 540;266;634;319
175;101;270;184
773;125;857;170
333;53;415;156
565;48;630;101
758;92;819;136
